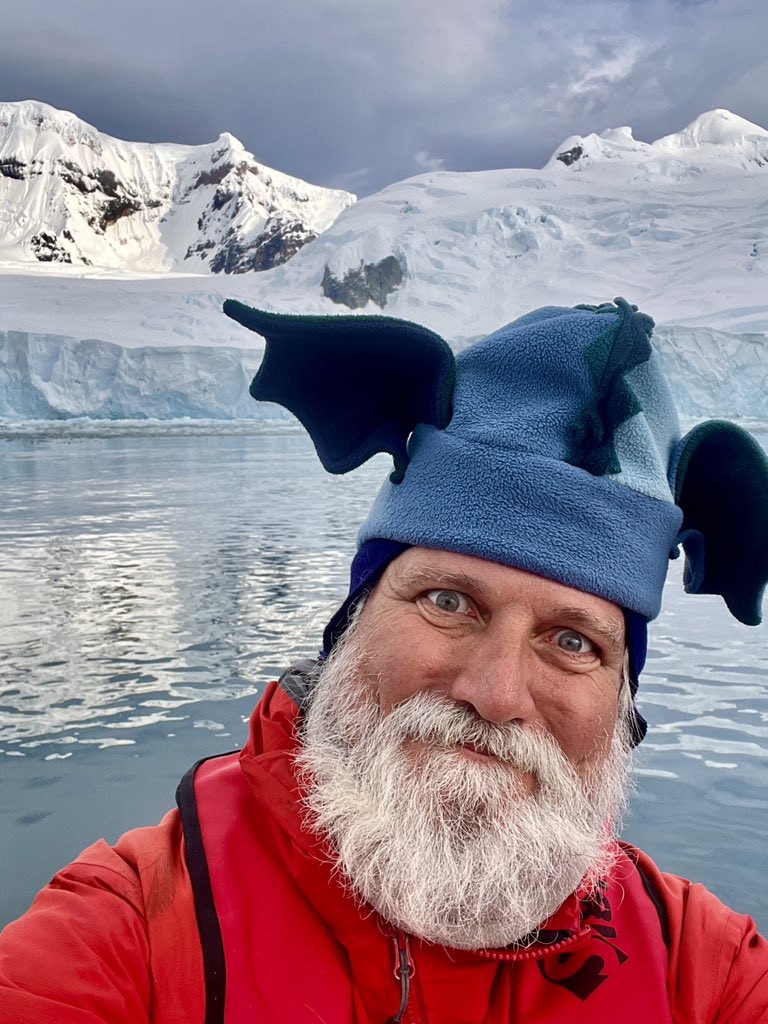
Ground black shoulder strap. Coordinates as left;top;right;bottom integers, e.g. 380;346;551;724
176;752;238;1024
620;842;672;951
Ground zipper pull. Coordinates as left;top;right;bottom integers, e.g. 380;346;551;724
388;932;415;1023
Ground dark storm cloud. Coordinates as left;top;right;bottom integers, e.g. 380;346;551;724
1;0;767;195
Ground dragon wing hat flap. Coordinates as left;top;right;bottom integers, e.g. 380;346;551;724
223;300;455;480
669;420;768;625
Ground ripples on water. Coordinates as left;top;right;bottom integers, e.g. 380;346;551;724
1;423;767;930
0;426;371;749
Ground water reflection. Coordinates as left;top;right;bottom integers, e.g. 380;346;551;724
0;432;386;751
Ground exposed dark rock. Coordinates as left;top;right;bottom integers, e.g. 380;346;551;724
0;158;26;180
58;163;145;242
94;168;121;199
99;197;142;231
556;145;584;166
209;219;316;273
196;189;240;232
193;163;234;189
59;160;93;193
212;189;235;211
321;256;404;309
192;160;257;192
30;232;72;263
185;240;216;260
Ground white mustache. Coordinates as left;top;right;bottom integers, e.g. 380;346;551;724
374;690;582;788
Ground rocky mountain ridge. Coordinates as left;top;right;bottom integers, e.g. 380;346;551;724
0;100;355;274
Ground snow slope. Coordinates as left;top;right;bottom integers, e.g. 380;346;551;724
1;107;766;422
245;109;768;343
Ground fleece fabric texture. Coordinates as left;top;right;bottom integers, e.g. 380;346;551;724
223;299;455;478
225;296;768;630
669;420;768;625
359;302;683;621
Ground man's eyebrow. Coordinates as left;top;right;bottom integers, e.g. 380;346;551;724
393;565;492;597
552;607;625;650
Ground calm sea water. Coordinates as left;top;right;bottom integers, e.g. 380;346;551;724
1;426;767;931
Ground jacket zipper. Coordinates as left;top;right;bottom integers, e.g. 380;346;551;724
388;931;421;1023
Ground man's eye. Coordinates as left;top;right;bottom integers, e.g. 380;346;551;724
554;629;595;654
426;590;470;614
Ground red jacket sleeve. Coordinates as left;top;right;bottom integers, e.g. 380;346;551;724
715;912;768;1023
675;882;768;1023
632;847;768;1022
0;840;152;1024
0;809;203;1024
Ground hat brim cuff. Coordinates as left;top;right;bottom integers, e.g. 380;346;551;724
359;427;682;620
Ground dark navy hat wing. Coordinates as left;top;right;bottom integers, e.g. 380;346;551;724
670;420;768;625
224;301;456;478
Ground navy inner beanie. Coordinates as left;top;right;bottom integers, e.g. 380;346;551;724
323;539;409;654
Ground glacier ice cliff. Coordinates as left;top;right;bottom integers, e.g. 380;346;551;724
0;323;765;423
0;330;267;420
654;326;768;420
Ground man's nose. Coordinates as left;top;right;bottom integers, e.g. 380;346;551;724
445;639;537;725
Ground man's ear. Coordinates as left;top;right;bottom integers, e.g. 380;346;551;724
224;301;456;481
669;420;768;625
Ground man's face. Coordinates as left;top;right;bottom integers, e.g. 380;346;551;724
300;547;632;950
354;547;626;769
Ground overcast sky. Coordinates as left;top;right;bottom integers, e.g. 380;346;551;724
2;0;766;196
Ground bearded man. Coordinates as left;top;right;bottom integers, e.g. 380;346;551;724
300;550;633;955
1;298;767;1023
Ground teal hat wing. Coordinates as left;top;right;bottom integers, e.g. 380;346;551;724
224;301;455;479
670;420;768;625
569;297;655;475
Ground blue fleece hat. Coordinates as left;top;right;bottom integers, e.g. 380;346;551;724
224;297;768;743
357;300;684;620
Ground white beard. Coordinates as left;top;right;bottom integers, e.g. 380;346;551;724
298;626;633;950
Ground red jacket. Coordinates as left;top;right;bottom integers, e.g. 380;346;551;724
1;680;767;1023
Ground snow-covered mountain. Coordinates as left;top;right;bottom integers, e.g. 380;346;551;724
248;109;768;342
1;106;766;422
0;100;354;273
